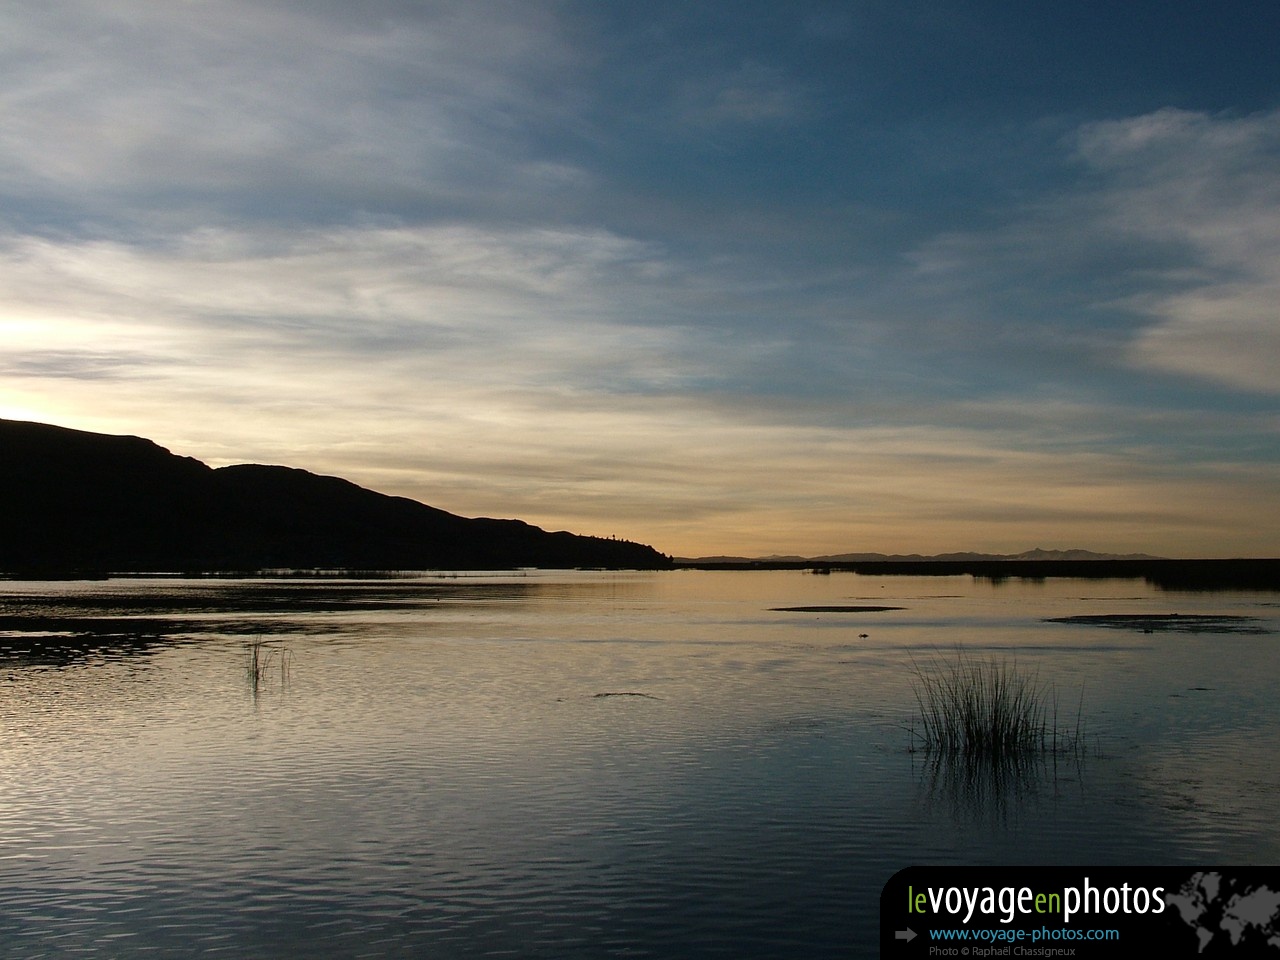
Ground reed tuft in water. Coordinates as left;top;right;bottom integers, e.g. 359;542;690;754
246;639;291;695
909;651;1081;759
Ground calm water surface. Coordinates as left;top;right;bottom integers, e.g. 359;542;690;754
1;570;1277;957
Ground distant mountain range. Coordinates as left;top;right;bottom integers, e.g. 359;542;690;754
0;419;670;574
680;548;1165;564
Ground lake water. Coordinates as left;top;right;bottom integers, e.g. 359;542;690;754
1;570;1277;958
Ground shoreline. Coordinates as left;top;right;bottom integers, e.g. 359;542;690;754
3;558;1279;590
673;558;1280;591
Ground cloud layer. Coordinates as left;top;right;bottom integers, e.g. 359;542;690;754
1;1;1277;556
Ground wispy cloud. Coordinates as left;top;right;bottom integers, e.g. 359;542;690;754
901;108;1280;397
0;0;583;224
1076;108;1280;394
0;350;157;381
677;62;809;127
0;223;707;386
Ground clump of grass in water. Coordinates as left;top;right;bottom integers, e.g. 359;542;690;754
909;651;1082;759
246;639;291;694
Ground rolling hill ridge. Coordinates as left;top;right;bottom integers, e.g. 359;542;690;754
0;419;670;574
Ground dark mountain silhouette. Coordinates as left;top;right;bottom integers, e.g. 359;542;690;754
0;419;670;574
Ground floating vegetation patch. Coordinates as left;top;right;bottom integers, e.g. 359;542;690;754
1044;614;1269;635
0;634;167;667
0;613;314;643
0;614;174;637
770;605;905;613
0;614;174;666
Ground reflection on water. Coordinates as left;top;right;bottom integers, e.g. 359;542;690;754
912;750;1090;829
0;571;1277;957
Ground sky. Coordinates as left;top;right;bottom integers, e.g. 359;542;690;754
1;0;1278;559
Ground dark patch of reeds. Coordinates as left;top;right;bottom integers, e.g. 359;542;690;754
908;650;1082;760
